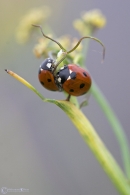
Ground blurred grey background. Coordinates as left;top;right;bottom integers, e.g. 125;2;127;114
0;0;130;195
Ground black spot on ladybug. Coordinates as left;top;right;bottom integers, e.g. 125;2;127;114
83;72;87;77
70;89;74;92
80;83;85;88
71;72;76;80
48;79;52;82
41;81;44;85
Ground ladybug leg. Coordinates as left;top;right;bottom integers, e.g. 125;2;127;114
66;94;71;101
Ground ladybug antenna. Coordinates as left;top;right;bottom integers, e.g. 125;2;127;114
32;24;66;52
67;36;105;62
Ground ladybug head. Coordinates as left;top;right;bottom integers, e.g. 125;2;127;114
39;58;54;73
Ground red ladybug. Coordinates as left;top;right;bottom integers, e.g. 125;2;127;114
38;58;59;91
55;64;92;96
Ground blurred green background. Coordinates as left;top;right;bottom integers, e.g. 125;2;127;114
1;0;130;195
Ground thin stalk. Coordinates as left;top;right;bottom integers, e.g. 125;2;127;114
91;81;130;179
81;31;130;179
5;69;46;101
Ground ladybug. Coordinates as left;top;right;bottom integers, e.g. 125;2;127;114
55;64;92;96
38;58;60;91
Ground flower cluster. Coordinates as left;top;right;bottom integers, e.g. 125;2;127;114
15;8;105;67
73;9;106;36
33;35;83;65
16;6;51;44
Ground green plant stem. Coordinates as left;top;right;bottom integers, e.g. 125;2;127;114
91;81;130;179
80;30;130;179
6;69;130;194
48;99;130;195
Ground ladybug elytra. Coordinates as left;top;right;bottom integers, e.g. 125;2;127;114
56;64;92;96
38;58;59;91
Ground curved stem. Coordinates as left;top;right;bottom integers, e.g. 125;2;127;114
67;36;105;62
32;24;67;52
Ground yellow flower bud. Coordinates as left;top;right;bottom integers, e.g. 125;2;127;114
33;35;53;58
73;19;86;33
73;9;106;36
82;9;106;29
